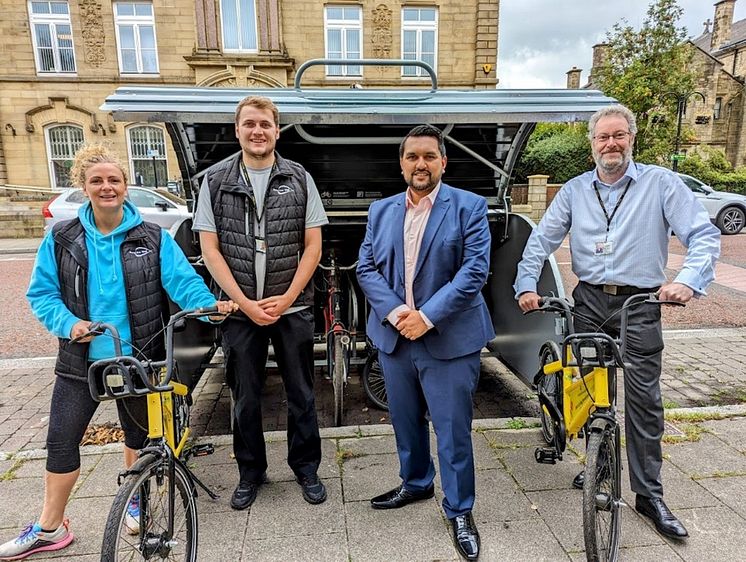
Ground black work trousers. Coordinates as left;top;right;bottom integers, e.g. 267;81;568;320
221;308;321;484
572;281;665;498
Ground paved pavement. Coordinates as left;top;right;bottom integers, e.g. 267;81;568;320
1;237;745;560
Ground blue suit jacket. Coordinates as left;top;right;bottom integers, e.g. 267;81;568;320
357;183;495;360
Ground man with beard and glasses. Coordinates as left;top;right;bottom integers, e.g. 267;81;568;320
357;125;495;560
193;96;329;510
514;104;719;541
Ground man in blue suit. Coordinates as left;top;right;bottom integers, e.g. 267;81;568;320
357;125;494;560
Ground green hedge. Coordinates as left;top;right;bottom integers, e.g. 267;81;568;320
677;146;746;195
517;125;593;184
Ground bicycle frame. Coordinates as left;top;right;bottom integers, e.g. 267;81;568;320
145;375;191;457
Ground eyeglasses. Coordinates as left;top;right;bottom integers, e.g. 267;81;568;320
593;131;632;143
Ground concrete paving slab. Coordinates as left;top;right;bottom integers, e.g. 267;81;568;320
0;475;45;530
338;434;398;457
57;495;113;557
695;475;746;520
663;433;746;477
482;427;546;449
340;452;402;502
473;468;539;524
668;505;746;561
479;519;569;561
246;478;345;540
526;489;664;552
701;416;746;452
499;447;585;492
569;544;681;561
658;460;722;510
472;432;503;470
72;452;124;498
345;500;457;562
195;507;248;561
241;532;348;562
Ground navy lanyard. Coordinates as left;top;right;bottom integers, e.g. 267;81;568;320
592;177;632;235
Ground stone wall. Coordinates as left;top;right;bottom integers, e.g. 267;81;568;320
0;0;500;189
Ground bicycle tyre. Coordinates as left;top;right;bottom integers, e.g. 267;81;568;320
332;333;345;427
583;420;621;562
101;453;198;562
362;350;388;411
538;345;562;445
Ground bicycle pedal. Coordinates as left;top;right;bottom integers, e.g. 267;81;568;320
534;447;559;465
191;443;215;457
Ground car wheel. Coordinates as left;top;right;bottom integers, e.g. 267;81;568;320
716;206;745;235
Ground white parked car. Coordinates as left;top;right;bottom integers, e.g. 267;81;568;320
678;173;746;235
42;187;191;236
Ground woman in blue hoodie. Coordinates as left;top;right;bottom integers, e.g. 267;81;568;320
0;144;235;561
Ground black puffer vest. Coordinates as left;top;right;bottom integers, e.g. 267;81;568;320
52;218;166;381
205;151;312;313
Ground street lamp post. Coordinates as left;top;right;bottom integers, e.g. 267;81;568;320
664;90;705;172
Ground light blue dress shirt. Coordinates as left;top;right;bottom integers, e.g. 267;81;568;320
514;160;720;297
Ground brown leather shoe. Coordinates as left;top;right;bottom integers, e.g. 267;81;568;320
370;484;434;509
635;495;688;539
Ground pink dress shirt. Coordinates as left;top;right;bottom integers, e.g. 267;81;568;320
386;183;440;329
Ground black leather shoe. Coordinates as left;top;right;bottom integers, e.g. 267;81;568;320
572;470;585;490
635;495;689;539
451;512;480;560
230;474;266;510
297;474;327;504
370;484;435;509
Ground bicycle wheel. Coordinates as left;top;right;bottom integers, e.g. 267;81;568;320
332;333;346;427
101;453;198;562
537;345;562;444
362;349;388;410
583;420;621;562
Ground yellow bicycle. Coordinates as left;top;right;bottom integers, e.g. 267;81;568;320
530;293;681;562
81;307;225;562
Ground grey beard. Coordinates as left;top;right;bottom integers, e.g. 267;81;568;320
594;152;630;177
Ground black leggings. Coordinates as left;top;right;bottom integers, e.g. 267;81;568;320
46;375;148;474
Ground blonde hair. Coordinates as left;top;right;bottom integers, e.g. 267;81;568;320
69;144;128;188
234;96;279;126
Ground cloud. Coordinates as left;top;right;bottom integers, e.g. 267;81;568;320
497;0;746;88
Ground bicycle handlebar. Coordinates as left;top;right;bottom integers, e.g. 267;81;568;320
83;306;226;402
533;292;685;362
318;260;358;272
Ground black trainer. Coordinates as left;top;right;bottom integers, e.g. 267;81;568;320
297;474;327;504
231;473;266;510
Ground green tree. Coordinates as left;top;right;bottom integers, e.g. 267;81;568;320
595;0;696;164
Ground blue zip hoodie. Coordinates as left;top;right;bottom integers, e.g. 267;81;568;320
27;200;216;361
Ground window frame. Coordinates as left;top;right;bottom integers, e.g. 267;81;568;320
113;1;159;75
126;124;168;188
28;1;77;75
324;5;363;78
400;6;438;78
44;124;85;189
220;0;259;53
714;97;722;120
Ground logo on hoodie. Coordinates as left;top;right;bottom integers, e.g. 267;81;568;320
130;247;152;258
273;185;293;195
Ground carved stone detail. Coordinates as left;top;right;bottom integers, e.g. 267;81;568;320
198;65;284;88
78;0;106;67
371;4;393;58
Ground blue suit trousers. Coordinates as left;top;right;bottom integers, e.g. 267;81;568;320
379;340;480;519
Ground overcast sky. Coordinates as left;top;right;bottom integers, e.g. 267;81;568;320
497;0;746;88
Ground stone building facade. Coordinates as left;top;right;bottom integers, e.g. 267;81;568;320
569;0;746;168
0;0;499;190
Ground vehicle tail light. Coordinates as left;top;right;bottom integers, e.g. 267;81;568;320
41;194;60;219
